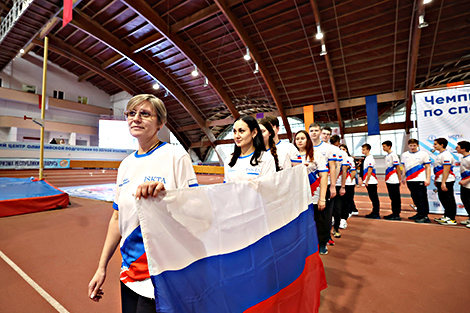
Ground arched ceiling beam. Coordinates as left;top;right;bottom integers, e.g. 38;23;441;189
310;0;344;137
405;0;425;133
120;0;240;119
70;9;218;148
213;0;293;140
31;35;136;96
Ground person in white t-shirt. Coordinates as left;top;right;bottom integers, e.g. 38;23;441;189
401;139;432;223
88;95;198;312
433;138;458;225
330;135;348;238
224;115;276;183
362;143;380;219
258;118;283;172
264;115;301;168
456;141;470;227
339;144;357;227
382;140;402;220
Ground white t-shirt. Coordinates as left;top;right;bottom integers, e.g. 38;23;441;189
434;150;456;183
114;143;198;298
313;141;338;184
300;152;328;204
460;154;470;189
335;149;350;186
345;156;356;186
401;150;432;182
384;151;400;184
224;151;276;183
363;154;378;184
276;140;301;169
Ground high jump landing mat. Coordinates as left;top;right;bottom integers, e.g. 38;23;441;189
0;177;69;218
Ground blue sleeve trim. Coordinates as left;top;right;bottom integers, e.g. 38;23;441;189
291;159;302;163
113;202;119;211
189;183;199;187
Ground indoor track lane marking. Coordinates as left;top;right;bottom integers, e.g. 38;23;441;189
0;250;70;313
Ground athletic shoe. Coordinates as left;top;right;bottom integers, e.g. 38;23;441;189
319;244;328;255
438;219;457;225
384;214;401;221
415;216;431;223
350;209;359;216
365;213;381;219
332;217;335;226
467;224;470;229
333;230;341;238
460;219;470;225
339;219;348;229
409;204;417;210
434;216;449;223
408;214;420;220
327;238;335;246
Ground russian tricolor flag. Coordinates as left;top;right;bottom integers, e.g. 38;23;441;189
137;166;327;312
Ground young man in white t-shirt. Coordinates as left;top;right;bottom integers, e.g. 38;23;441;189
401;139;432;223
433;138;457;225
382;140;402;220
362;143;380;219
330;135;348;238
264;116;301;169
456;141;470;227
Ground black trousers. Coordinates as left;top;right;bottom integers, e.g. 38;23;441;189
461;186;470;216
366;184;380;215
386;183;402;215
121;282;156;313
314;187;333;246
333;186;343;230
406;181;429;217
342;185;355;219
437;182;457;219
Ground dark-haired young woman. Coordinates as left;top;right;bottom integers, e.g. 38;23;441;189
224;115;276;183
258;118;282;172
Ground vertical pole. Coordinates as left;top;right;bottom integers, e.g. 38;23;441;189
39;37;48;180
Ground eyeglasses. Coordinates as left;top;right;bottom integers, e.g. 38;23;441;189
124;110;155;120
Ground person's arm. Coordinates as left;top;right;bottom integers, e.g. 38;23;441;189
88;210;121;302
365;167;373;187
329;160;337;198
460;176;470;186
440;165;451;191
340;164;348;196
395;164;402;182
318;172;328;210
401;162;406;185
424;163;431;186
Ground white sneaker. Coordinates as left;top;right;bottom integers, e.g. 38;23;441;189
434;216;449;223
339;219;347;229
467;224;470;229
439;219;457;225
460;219;470;225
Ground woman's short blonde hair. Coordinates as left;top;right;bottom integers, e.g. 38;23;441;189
126;94;167;125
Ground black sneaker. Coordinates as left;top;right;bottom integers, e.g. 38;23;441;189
415;216;431;223
408;214;420;220
365;213;381;219
319;244;328;255
384;214;401;221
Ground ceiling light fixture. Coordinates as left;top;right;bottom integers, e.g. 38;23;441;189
152;83;160;90
423;0;432;4
203;77;208;87
191;65;198;77
418;14;428;28
315;25;323;40
253;62;259;74
243;46;251;61
320;44;327;56
164;90;169;97
20;49;25;54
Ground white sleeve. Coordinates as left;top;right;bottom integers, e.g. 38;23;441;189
174;152;198;188
260;153;276;177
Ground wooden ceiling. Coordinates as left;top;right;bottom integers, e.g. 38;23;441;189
1;0;469;158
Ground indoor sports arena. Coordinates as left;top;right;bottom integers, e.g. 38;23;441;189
1;0;469;312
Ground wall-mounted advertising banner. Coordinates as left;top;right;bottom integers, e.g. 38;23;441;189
413;85;470;215
0;158;70;169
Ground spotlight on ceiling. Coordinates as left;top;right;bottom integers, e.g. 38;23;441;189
203;77;208;87
243;46;251;61
315;25;324;40
418;14;428;28
423;0;432;4
152;83;160;90
320;44;327;56
20;49;25;54
253;62;259;74
191;65;198;77
164;90;169;97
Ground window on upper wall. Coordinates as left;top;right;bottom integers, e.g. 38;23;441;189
22;84;36;93
78;96;89;104
53;90;64;99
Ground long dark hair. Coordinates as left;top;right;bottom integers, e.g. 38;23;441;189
294;130;314;162
259;118;281;171
340;144;350;156
229;115;266;167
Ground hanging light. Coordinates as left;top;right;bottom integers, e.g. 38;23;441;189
418;14;428;28
243;46;251;61
423;0;432;4
152;83;160;90
320;44;327;56
203;77;208;87
20;49;25;54
253;62;259;74
191;65;198;77
164;90;169;97
315;25;324;40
